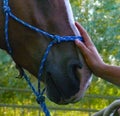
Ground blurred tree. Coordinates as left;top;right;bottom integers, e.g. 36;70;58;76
0;0;120;114
70;0;120;110
70;0;120;64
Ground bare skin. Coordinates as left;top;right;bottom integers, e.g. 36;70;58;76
75;22;120;86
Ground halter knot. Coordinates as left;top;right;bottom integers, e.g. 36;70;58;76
36;95;45;104
53;35;63;43
3;6;11;13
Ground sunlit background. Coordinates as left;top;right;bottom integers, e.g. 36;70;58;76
0;0;120;116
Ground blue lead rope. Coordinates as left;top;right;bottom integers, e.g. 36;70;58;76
3;0;83;116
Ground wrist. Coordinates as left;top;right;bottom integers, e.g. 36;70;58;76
94;62;107;77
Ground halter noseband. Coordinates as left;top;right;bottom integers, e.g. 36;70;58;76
3;0;83;115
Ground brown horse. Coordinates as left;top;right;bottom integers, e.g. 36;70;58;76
0;0;92;104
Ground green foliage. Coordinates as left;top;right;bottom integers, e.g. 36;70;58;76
71;0;120;64
0;0;120;115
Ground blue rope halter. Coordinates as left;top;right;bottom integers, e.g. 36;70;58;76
3;0;83;116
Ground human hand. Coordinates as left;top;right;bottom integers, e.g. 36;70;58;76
75;22;104;76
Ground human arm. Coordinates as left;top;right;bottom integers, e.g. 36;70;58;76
75;22;120;86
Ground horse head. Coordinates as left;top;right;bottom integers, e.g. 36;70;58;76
0;0;92;104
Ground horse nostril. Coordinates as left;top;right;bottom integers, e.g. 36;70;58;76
68;60;82;73
72;65;81;82
67;60;82;84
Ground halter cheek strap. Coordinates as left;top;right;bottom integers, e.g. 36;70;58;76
3;0;83;116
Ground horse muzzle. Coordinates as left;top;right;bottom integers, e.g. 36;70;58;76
44;59;92;104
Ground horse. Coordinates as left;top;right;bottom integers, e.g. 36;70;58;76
0;0;92;105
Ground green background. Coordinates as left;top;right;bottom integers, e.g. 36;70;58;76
0;0;120;115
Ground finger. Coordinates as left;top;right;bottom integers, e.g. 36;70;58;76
75;39;89;57
75;22;93;46
75;22;88;38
